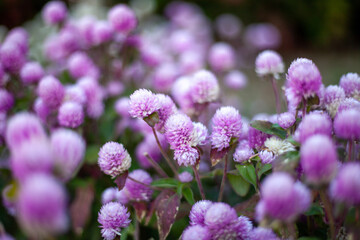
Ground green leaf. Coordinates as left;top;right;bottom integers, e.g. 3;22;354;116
236;164;257;190
250;120;287;139
85;144;101;164
305;204;324;216
152;178;179;188
298;237;321;240
201;168;223;178
182;187;195;205
258;164;272;178
227;172;250;197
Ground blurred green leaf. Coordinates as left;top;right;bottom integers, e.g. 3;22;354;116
250;120;287;139
85;144;101;164
236;164;257;190
298;237;321;240
258;164;272;178
227;172;250;197
305;204;324;216
152;178;179;188
182;187;195;205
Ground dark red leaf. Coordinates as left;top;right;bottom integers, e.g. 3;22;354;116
133;202;148;222
145;190;173;225
114;171;128;191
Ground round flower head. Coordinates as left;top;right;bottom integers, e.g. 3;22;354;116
339;73;360;99
248;126;270;150
128;89;160;119
51;129;85;181
259;172;311;221
4;27;29;54
191;70;219;104
6;112;47;150
0;89;14;112
174;146;199;166
42;1;67;25
204;202;238;229
211;215;252;240
17;174;67;238
277;112;295;129
255;50;284;77
98;142;131;178
87;100;105;119
98;202;131;240
77;76;103;103
165;113;194;149
114;97;130;118
233;140;254;163
169;30;194;54
300;134;338;184
191;122;208;146
182;225;211;240
34;98;50;122
337;98;360;114
11;138;53;181
102;187;129;205
334;109;360;140
152;63;179;93
189;200;213;226
215;14;242;39
263;136;295;157
155;94;177;132
65;85;87;106
208;42;236;72
286;58;322;98
330;162;360;206
211;106;242;151
108;4;137;34
67;52;99;80
124;169;153;201
171;76;195;114
224;70;248;90
179;171;193;183
296;111;332;143
0;42;26;73
38;75;65;108
20;62;44;84
259;150;275;164
58;102;84;128
92;20;113;45
179;51;205;74
244;23;281;50
323;85;346;117
250;227;279;240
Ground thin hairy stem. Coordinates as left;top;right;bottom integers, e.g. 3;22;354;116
319;190;336;240
193;165;206;200
218;153;228;202
144;152;168;178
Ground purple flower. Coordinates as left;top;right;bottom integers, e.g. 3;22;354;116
18;174;67;238
211;106;242;151
92;20;113;45
51;128;85;181
11;138;53;181
5;112;47;150
215;14;242;40
179;171;193;183
0;89;14;112
58;102;84;128
165;113;194;150
171;76;195;114
124;169;153;201
248;126;270;150
34;98;50;122
108;4;137;34
101;187;129;205
334;109;360;140
322;85;346;117
211;216;252;240
128;89;160;119
300;134;338;184
179;51;205;74
152;63;179;92
224;70;248;90
169;30;195;54
42;1;67;25
208;42;236;72
257;172;311;221
38;75;65;108
296;111;332;143
255;50;284;77
337;98;360;113
20;62;44;84
277;112;295;129
65;85;87;106
174;146;199;166
259;150;275;164
98;202;131;240
191;70;220;104
4;27;29;54
67;52;99;80
182;225;211;240
114;97;130;118
244;23;281;50
330;162;360;206
286;58;322;99
0;42;26;73
155;94;177;132
233;140;254;163
98;142;131;178
190;200;213;226
250;227;279;240
339;73;360;99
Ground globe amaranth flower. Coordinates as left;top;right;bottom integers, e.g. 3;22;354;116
108;4;137;34
65;86;87;106
277;112;295;129
179;51;205;74
337;98;360;114
179;171;193;183
233;140;254;163
224;70;248;90
182;225;211;240
4;27;29;55
6;112;47;150
250;227;279;240
0;42;26;73
58;101;84;128
247;126;270;150
114;97;130;118
334;109;360;141
286;58;322;99
204;203;252;240
189;200;213;226
323;85;346;117
0;89;14;112
256;172;311;222
38;75;65;108
169;30;195;54
98;202;131;240
295;111;332;143
255;50;284;78
101;187;129;205
171;76;195;114
67;52;99;80
124;169;153;201
92;20;113;45
98;142;131;178
128;89;161;119
300;134;338;185
339;73;360;100
259;136;295;164
190;70;220;104
18;174;67;239
154;94;177;132
215;14;242;40
152;63;179;92
330;162;360;206
51;128;85;181
11;138;54;181
42;1;67;25
208;42;236;72
211;106;242;151
20;61;44;84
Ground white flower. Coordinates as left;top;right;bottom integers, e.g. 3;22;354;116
264;137;295;156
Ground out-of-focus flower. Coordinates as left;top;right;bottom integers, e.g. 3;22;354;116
42;1;67;25
191;70;219;104
98;142;131;178
0;89;14;112
57;102;84;128
215;14;242;40
295;111;332;143
67;52;99;80
0;42;26;73
277;112;295;129
255;50;284;78
179;171;193;183
208;43;236;72
189;200;213;226
20;62;44;84
124;169;153;201
339;73;360;100
101;187;129;205
224;70;248;90
323;85;346;117
38;75;65;108
233;140;254;163
334;109;360;140
108;4;137;34
182;225;211;240
250;227;279;240
129;89;160;119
